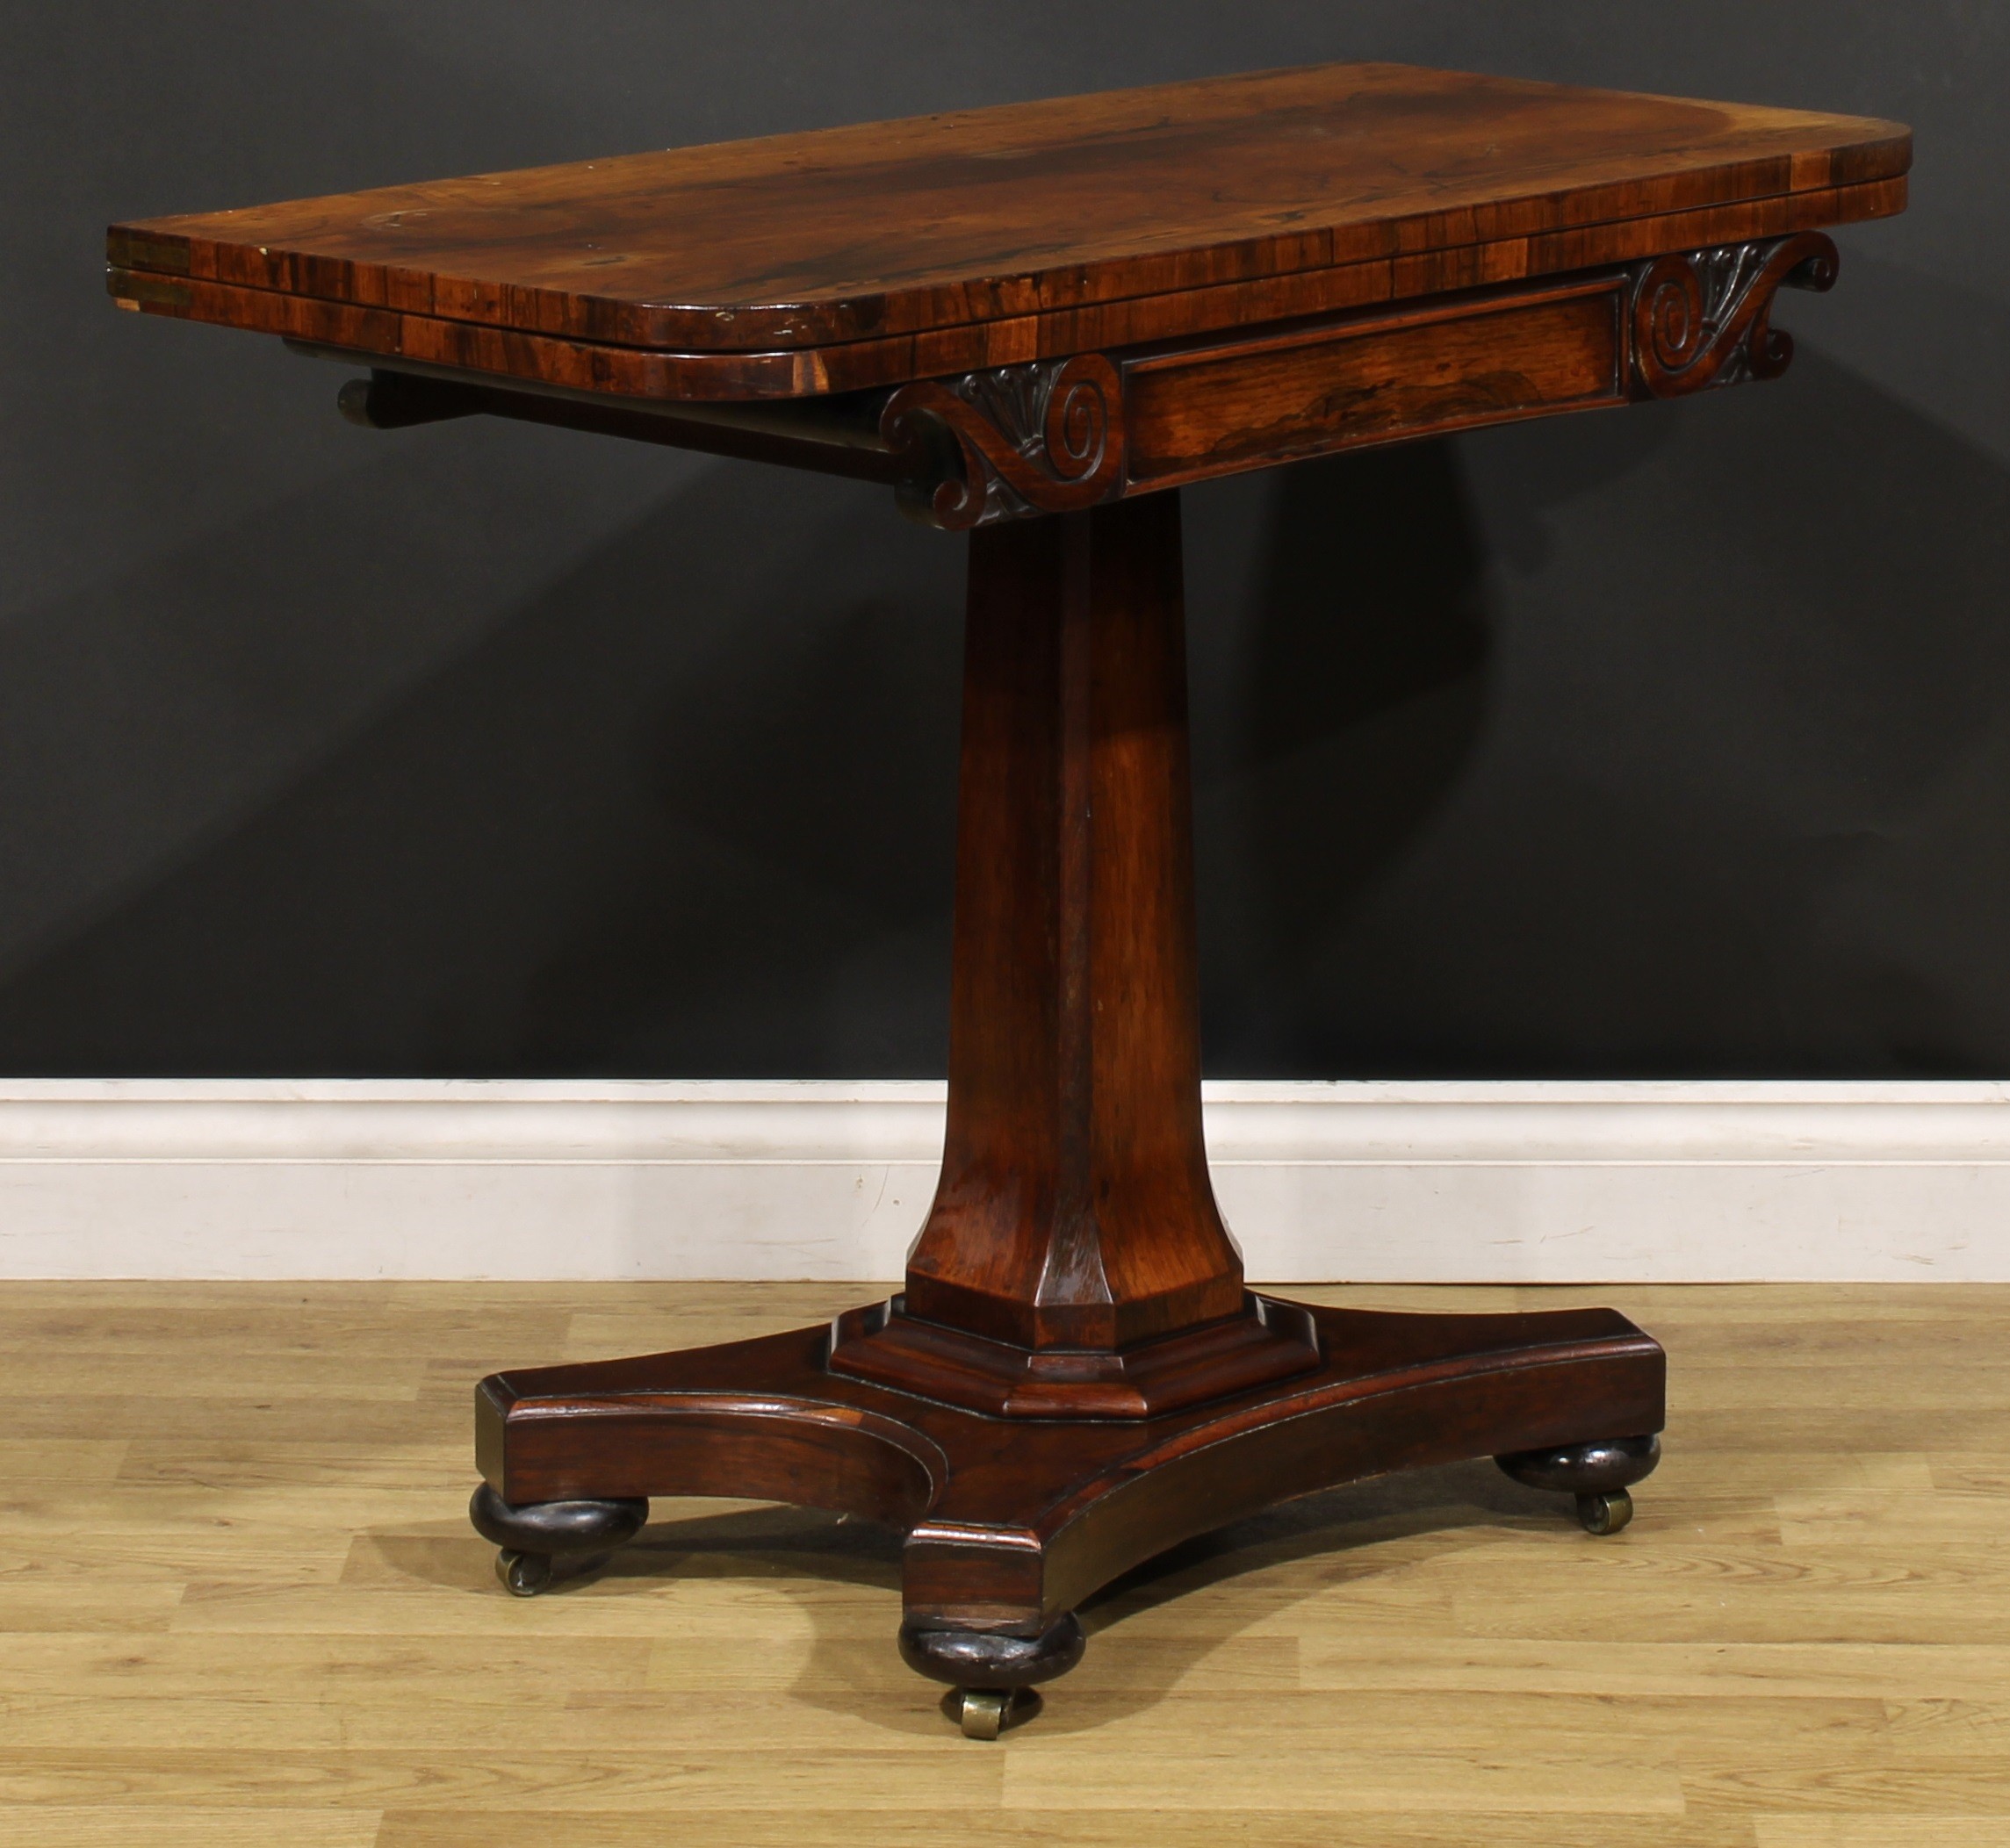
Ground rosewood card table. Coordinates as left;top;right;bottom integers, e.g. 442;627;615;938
111;62;1908;1737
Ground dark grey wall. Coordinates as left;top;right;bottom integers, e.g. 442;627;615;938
3;4;2003;1076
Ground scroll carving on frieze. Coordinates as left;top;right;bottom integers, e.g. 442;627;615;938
1630;231;1840;398
880;353;1127;529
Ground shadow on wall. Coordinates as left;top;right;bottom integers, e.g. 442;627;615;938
1198;351;2010;1076
1235;440;1495;968
0;457;965;1075
0;353;2007;1076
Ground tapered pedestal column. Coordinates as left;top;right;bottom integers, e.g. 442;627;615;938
472;492;1666;1732
830;493;1317;1413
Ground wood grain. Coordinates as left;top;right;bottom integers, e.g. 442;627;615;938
5;1281;2010;1844
86;57;1938;1804
480;1289;1661;1636
277;226;1844;530
1126;277;1625;486
104;172;1902;405
897;495;1240;1350
105;62;1908;399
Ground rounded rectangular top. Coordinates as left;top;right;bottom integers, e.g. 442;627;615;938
107;61;1908;400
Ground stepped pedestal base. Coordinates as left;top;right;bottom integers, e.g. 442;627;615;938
472;1293;1665;1722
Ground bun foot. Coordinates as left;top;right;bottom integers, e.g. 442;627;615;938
899;1613;1085;1689
1496;1433;1660;1531
468;1484;649;1595
1575;1488;1634;1535
902;1614;1084;1729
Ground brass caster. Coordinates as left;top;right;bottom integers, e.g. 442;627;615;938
496;1549;554;1596
958;1689;1009;1738
955;1687;1042;1739
1576;1488;1633;1535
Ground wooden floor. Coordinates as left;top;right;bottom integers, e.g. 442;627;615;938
4;1281;2008;1846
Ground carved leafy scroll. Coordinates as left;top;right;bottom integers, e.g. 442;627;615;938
880;353;1126;529
1631;232;1840;398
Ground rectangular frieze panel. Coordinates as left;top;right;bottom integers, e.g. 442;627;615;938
1123;279;1625;489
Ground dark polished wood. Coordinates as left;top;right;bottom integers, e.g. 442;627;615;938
827;1291;1322;1420
826;498;1322;1412
465;1483;649;1595
478;1295;1663;1642
1629;232;1838;396
328;358;907;485
1497;1432;1662;1494
1125;276;1626;489
110;61;1906;1728
900;1613;1086;1692
465;1482;648;1557
1497;1433;1663;1536
280;228;1851;530
108;62;1906;401
895;496;1239;1353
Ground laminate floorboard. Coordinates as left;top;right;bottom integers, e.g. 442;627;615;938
3;1281;2007;1846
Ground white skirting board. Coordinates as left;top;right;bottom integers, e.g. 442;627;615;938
2;1078;2008;1282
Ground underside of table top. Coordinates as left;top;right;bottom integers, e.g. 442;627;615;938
107;61;1907;404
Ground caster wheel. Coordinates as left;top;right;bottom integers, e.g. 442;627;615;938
958;1689;1011;1739
496;1548;554;1596
1576;1488;1633;1535
954;1688;1040;1738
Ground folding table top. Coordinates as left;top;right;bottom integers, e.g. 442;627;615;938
107;61;1907;401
